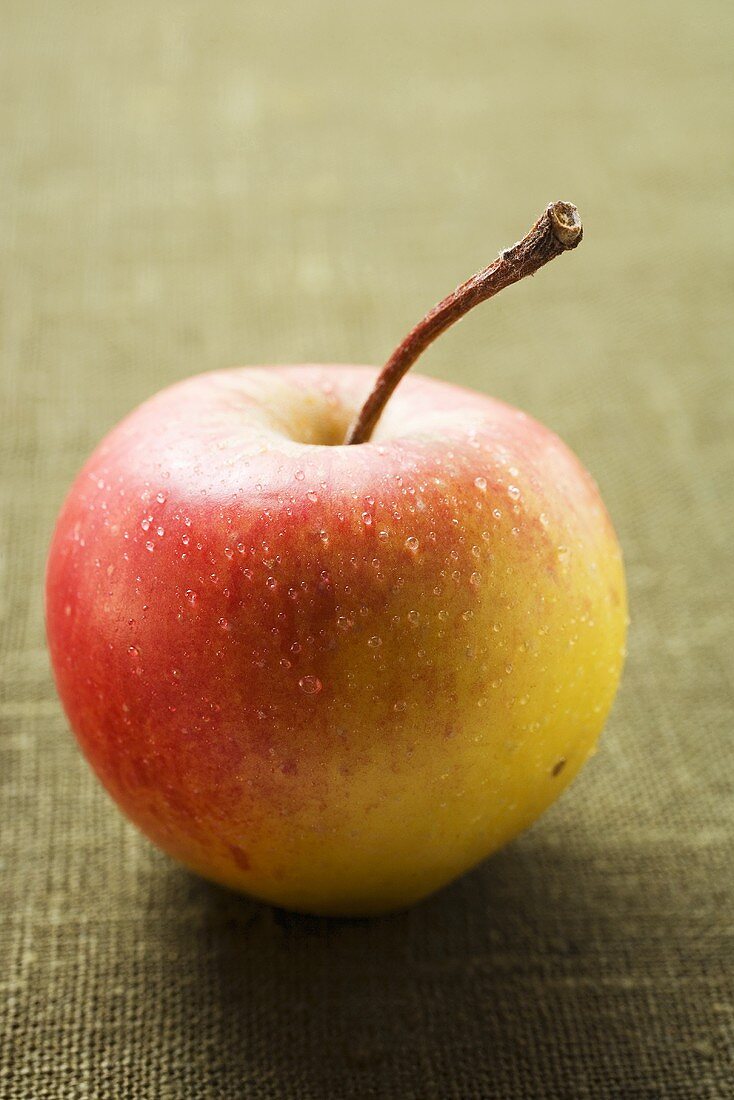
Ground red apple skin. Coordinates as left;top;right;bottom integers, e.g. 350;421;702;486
46;366;627;915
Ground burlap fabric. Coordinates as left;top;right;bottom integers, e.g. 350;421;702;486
2;1;732;1097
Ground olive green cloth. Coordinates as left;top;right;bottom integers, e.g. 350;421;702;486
2;1;732;1097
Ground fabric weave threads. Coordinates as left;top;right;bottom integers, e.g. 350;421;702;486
1;0;732;1096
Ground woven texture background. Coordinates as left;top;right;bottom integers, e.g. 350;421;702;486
2;1;732;1097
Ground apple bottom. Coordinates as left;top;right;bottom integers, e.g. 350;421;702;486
109;742;599;917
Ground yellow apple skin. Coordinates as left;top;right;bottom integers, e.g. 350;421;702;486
46;367;627;915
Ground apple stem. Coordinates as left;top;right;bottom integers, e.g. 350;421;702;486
344;201;583;446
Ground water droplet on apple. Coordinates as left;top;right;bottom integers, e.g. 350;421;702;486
145;541;154;552
470;571;481;585
298;675;322;695
361;512;372;526
156;526;165;538
140;518;151;532
368;636;382;647
474;476;487;492
295;470;305;481
306;490;318;503
557;545;570;563
224;546;234;559
404;536;419;552
462;609;474;621
393;700;406;713
507;485;520;500
539;512;550;528
186;590;197;606
437;610;448;621
156;492;166;504
408;610;420;625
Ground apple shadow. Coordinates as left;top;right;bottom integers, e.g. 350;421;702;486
143;837;692;1099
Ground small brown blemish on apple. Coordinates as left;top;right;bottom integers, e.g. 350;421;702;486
552;758;566;777
228;843;251;870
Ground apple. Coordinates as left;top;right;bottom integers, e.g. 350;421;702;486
46;203;627;915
